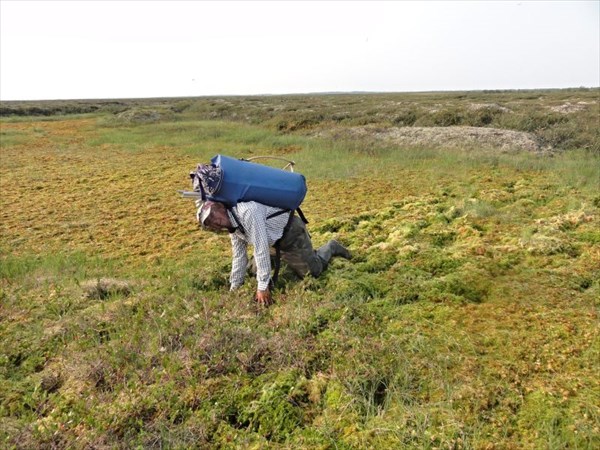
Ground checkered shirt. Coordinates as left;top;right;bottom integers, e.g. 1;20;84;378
228;201;290;291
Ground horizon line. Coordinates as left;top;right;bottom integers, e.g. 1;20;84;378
1;86;599;103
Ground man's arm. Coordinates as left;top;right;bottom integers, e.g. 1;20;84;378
240;205;272;292
229;234;248;290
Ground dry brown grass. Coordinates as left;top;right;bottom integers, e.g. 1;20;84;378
80;278;133;300
0;118;199;263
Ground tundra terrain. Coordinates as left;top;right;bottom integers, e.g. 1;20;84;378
1;89;599;448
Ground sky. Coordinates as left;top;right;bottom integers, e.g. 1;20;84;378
1;1;598;101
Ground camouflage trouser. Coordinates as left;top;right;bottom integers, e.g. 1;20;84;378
248;216;336;278
278;216;335;278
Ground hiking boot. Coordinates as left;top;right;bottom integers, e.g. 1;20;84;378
330;240;352;259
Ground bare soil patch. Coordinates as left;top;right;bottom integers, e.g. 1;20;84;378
116;108;168;123
320;125;547;153
548;101;594;114
468;103;512;113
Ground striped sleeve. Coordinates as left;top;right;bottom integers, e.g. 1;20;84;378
229;234;248;290
240;205;272;291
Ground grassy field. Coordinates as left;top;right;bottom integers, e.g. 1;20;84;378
1;89;599;449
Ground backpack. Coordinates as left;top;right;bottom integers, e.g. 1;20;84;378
190;154;308;223
190;155;309;286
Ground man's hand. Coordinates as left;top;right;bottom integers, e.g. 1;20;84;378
255;289;273;307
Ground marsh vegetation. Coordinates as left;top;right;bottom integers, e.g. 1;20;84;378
1;89;599;448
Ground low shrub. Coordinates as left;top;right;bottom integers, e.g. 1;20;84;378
81;278;132;300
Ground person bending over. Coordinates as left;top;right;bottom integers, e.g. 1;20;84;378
197;200;351;306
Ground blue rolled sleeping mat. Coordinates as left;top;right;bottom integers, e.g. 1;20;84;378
209;154;307;210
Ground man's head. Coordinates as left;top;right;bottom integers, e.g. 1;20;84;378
198;201;234;233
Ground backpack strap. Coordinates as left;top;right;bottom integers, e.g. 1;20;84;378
268;207;308;224
267;209;290;220
230;206;290;235
296;207;308;224
227;207;246;235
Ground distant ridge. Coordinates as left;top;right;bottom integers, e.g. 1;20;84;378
1;87;598;103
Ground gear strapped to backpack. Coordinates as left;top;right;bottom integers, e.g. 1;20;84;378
191;154;309;285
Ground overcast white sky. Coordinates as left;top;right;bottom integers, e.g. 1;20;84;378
1;1;598;100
